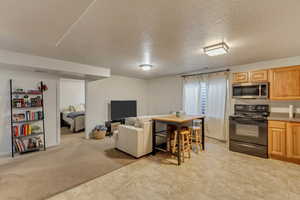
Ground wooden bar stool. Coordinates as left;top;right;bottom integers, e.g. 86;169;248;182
170;129;191;162
167;124;177;152
189;126;203;153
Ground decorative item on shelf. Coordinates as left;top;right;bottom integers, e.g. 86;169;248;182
27;89;42;94
39;82;48;92
30;96;43;107
12;113;25;122
92;125;107;140
24;95;30;107
14;88;24;93
27;138;36;149
13;98;24;108
31;125;41;133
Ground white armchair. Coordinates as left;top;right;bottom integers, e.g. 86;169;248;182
115;115;169;158
116;122;152;158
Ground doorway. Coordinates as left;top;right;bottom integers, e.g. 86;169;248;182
59;78;86;143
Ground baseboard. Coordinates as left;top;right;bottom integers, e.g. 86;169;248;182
0;152;11;158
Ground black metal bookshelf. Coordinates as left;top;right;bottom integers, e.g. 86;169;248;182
10;80;46;157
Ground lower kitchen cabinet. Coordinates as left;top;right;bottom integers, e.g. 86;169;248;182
286;122;300;164
268;127;286;159
268;121;286;160
268;120;300;164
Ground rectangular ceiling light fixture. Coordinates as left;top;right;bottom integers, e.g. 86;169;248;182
203;42;229;56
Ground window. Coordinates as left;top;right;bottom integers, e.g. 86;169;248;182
183;80;207;115
199;82;207;114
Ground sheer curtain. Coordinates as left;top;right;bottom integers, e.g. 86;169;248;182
205;73;228;141
183;76;206;115
183;77;200;115
183;72;228;141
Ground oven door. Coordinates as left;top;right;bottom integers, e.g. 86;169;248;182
229;116;267;146
232;83;268;99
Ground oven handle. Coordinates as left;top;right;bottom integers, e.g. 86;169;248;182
230;118;267;125
239;143;256;148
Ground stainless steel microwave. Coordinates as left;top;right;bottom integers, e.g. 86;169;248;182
232;83;269;99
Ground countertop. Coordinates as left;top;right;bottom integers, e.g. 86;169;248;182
268;113;300;122
152;115;204;123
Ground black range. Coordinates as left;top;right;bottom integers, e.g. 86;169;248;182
229;104;269;158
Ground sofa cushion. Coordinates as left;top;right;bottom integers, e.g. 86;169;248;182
134;119;143;128
125;117;137;126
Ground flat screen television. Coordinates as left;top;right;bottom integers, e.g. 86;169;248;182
111;100;137;120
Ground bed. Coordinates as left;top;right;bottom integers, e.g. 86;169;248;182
61;104;85;132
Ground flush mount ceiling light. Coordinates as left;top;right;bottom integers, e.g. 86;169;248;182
203;42;229;56
139;64;153;71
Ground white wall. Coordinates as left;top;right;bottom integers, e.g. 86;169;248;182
0;68;60;156
147;76;183;115
85;76;148;138
60;79;85;110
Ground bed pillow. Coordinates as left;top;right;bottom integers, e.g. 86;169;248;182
62;107;70;113
69;105;76;112
74;104;85;112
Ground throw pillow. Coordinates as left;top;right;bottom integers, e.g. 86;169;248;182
125;117;136;126
69;105;76;112
74;104;85;112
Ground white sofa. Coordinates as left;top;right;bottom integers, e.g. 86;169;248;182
115;115;168;158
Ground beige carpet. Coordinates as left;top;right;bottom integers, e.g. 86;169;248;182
0;128;136;200
49;138;300;200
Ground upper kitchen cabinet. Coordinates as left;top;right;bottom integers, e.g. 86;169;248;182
232;72;248;83
269;65;300;100
232;70;268;84
249;70;268;82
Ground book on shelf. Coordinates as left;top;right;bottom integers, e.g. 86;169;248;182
13;111;43;122
14;137;43;153
13;124;42;137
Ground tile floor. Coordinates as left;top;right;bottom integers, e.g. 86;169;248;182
48;139;300;200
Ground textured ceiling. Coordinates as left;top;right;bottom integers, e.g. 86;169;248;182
0;0;300;79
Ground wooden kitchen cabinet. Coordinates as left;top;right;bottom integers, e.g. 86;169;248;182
249;70;268;82
286;122;300;164
268;120;300;164
268;121;286;160
233;70;268;84
232;72;248;83
269;65;300;100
